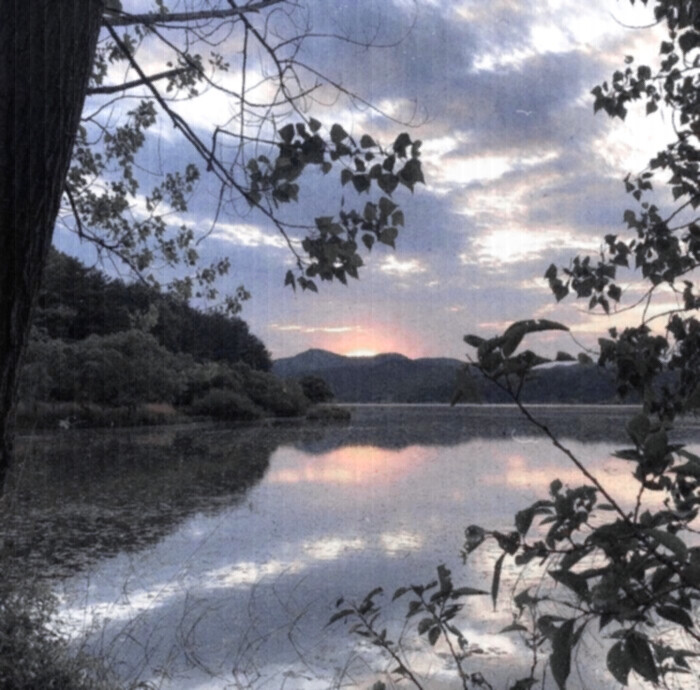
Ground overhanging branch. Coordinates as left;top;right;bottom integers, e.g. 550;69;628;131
87;66;191;95
104;0;285;28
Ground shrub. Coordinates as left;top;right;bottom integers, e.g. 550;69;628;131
190;388;263;421
298;375;334;403
0;578;116;690
233;364;309;417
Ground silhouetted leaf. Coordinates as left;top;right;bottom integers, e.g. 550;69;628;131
657;605;693;628
607;641;631;686
627;634;658;684
550;619;575;689
492;553;505;610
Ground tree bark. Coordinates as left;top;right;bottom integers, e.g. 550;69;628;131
0;1;103;492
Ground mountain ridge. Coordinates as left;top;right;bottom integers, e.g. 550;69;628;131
272;348;618;404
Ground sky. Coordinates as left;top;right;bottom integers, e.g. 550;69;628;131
55;0;672;360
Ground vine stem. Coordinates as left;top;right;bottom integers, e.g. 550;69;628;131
353;607;424;690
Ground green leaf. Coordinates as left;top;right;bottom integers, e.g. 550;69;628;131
278;123;294;143
644;430;668;464
464;334;486;348
418;617;433;635
550;570;589;599
451;586;487;597
393;132;411;156
657;605;694;628
398;159;424;189
308;117;321;133
391;210;405;227
379;227;398;247
550;619;575;689
501;319;569;357
377;173;399;195
613;448;641;461
626;634;658;684
392;586;408;601
360;134;376;148
428;626;440;646
491;553;505;610
340;169;353;186
515;507;535;535
378;196;398;217
626;414;650;445
352;174;370;194
500;622;528;633
330;123;348;144
327;609;354;626
679;31;700;54
607;641;631;685
284;270;295;290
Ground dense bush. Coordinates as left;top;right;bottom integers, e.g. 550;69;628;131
190;388;263;421
19;330;185;406
35;249;272;370
298;375;334;403
0;579;116;690
234;364;309;417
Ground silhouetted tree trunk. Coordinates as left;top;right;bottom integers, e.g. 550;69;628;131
0;1;103;492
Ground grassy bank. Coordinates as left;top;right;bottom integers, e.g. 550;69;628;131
0;575;118;690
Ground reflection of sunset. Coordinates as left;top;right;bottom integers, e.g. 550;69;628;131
483;453;649;509
268;445;436;485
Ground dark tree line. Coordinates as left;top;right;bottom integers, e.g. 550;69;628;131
35;249;271;371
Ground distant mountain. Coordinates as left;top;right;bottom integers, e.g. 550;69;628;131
272;349;621;404
273;348;361;375
274;350;466;403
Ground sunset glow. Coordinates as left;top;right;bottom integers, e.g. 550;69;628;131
344;348;378;358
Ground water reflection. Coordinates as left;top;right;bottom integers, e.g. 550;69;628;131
268;444;435;485
5;405;700;688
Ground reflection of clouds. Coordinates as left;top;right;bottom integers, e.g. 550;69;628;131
481;452;657;512
483;454;584;490
303;537;365;561
205;559;303;588
60;580;185;628
268;445;436;486
380;530;423;556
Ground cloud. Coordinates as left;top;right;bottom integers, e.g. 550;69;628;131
379;255;427;275
211;221;288;249
270;324;361;335
64;0;670;363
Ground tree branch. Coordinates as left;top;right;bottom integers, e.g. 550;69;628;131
86;66;191;95
104;0;285;27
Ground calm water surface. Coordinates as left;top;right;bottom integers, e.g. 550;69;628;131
7;405;700;689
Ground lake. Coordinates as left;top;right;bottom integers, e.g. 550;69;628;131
5;405;700;689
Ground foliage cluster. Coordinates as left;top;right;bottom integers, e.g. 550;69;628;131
298;374;335;404
35;250;271;370
67;1;424;307
0;578;116;690
18;251;313;425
